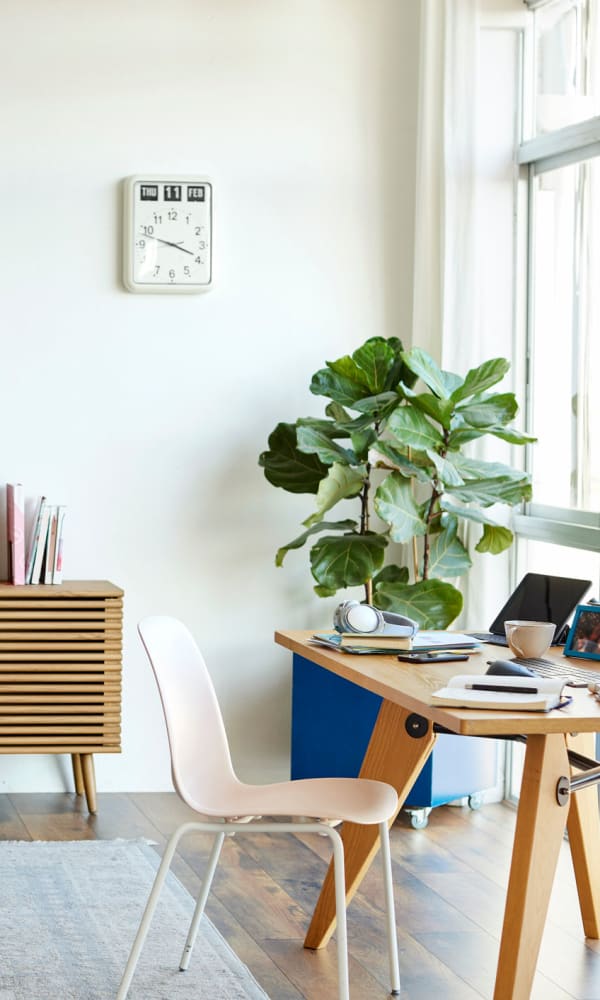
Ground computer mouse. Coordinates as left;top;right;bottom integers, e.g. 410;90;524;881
486;659;537;678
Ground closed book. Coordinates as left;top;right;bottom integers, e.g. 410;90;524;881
43;507;58;584
30;503;51;585
431;674;566;711
52;506;66;584
25;497;47;584
7;483;25;585
340;633;412;651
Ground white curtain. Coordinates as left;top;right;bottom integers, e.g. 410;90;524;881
412;0;511;630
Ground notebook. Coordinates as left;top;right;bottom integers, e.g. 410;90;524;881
468;573;592;647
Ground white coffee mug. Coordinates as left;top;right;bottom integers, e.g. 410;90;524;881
504;620;556;659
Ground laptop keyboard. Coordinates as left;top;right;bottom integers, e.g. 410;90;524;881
513;656;600;687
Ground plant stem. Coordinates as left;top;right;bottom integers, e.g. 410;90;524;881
361;461;372;603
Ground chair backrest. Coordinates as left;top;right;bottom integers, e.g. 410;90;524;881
138;616;238;811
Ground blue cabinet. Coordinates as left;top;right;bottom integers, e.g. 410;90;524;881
291;654;498;821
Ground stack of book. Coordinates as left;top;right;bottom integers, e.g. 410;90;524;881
6;485;66;585
310;631;482;655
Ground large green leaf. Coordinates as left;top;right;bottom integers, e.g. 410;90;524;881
426;449;465;487
445;475;532;507
296;425;357;466
373;442;433;484
374;473;427;542
351;391;401;417
400;385;455;428
351;338;400;394
489;426;537;445
441;499;502;526
387;406;444;451
303;462;366;526
401;349;450;398
297;416;351;439
373;564;410;588
456;392;518;427
474;524;514;554
450;358;510;404
310;532;388;590
449;454;530;483
259;422;328;494
446;425;487;449
375;578;464;628
425;518;472;578
276;519;357;566
310;367;371;406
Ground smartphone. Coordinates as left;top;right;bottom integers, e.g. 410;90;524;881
397;652;470;663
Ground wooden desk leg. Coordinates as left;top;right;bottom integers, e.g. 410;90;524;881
71;753;84;796
494;734;570;1000
566;732;600;938
304;699;435;950
81;754;97;814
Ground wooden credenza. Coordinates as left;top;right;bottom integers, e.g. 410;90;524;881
0;580;123;813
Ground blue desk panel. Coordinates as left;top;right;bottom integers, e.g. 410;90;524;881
291;653;497;809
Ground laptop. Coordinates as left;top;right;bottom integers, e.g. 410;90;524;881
468;572;592;646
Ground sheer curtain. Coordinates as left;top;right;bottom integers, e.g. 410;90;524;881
412;0;513;629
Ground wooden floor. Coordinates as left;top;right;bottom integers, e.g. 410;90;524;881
2;792;600;999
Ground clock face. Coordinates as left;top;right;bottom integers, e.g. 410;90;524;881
123;176;212;293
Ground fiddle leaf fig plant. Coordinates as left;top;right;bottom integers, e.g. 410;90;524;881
259;337;535;628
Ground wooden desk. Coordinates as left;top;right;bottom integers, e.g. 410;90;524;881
276;630;600;1000
0;581;123;813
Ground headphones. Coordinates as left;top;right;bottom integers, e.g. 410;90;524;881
333;601;418;638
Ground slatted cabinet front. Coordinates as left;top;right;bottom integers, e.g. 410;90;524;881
0;582;122;754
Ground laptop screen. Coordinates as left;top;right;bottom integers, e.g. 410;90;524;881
489;573;592;641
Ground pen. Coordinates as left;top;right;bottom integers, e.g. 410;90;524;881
470;683;538;694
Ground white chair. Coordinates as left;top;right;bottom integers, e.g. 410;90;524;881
117;616;401;1000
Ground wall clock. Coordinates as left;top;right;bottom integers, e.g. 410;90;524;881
122;175;212;293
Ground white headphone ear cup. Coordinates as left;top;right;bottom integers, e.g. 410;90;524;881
345;604;380;633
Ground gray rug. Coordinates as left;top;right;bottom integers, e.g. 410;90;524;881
0;839;270;999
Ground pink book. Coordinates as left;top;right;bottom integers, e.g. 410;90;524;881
7;484;25;585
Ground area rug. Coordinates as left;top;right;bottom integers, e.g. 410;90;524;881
0;839;270;999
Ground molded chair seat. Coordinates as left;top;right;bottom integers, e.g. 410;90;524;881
117;616;401;1000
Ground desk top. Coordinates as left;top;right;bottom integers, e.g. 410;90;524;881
275;629;600;736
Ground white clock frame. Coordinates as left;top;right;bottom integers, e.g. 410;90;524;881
122;174;213;294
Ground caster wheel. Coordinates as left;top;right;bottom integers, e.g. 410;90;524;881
409;808;430;829
468;793;483;810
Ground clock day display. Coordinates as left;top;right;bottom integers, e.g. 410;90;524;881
123;175;213;293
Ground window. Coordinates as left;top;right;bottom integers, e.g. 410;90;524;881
514;0;600;589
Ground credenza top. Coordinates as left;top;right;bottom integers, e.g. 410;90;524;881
0;581;123;598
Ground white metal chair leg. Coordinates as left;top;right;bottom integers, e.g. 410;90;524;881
327;827;350;1000
179;831;225;971
379;820;400;995
116;822;196;1000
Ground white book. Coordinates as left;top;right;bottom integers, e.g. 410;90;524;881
43;506;58;584
25;497;47;584
30;503;51;585
431;674;566;712
52;506;66;584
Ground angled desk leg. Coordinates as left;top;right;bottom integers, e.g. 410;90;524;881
304;699;435;950
566;732;600;939
494;733;570;1000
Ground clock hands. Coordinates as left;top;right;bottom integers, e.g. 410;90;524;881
142;233;195;256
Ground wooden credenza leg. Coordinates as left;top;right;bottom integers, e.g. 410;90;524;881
71;753;84;796
81;753;97;814
304;700;436;950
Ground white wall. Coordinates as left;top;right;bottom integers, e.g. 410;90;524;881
0;0;420;791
